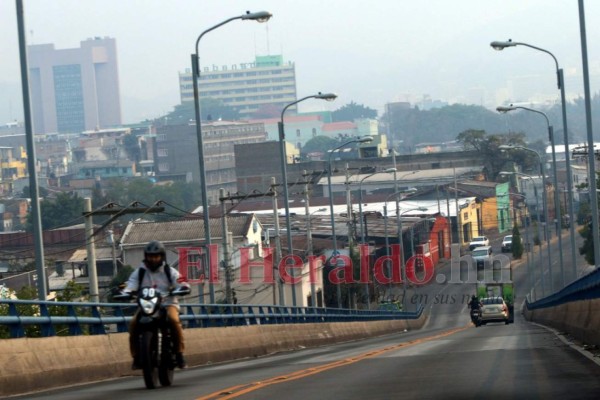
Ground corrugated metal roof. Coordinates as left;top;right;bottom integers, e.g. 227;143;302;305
319;166;483;186
120;214;256;246
68;247;115;262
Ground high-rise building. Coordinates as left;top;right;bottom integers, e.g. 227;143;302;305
179;55;297;119
28;37;122;134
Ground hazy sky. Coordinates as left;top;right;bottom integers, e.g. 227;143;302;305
1;0;599;124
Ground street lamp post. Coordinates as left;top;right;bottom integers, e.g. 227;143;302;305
499;145;553;295
498;106;564;289
327;136;374;308
192;11;272;304
492;39;578;283
578;0;600;270
279;93;337;307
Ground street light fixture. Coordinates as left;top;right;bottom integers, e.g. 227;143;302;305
499;144;554;293
327;136;374;308
492;38;579;284
497;106;565;289
279;92;337;307
192;11;272;304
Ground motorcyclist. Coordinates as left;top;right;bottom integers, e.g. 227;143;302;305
124;240;187;370
468;294;482;311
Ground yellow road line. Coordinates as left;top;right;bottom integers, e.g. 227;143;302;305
196;325;469;400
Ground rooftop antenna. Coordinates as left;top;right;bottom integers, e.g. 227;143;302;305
266;22;270;55
254;32;257;57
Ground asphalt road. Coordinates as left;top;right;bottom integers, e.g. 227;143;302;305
15;233;600;400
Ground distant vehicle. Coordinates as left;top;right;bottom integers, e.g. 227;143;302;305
501;235;513;253
469;236;489;251
479;296;510;325
472;246;492;269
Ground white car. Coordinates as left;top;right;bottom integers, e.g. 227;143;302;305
501;235;513;252
469;236;489;251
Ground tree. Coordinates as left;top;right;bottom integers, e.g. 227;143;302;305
25;191;85;231
301;136;339;157
156;99;240;124
332;101;377;122
455;129;530;180
99;177;201;217
20;185;49;198
511;224;524;259
251;104;281;119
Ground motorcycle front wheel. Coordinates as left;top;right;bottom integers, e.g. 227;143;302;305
158;333;174;387
140;331;159;389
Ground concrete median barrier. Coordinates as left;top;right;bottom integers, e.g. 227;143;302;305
0;315;426;397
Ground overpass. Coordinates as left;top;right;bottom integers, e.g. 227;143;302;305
1;237;599;397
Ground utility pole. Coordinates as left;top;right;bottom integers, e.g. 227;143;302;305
107;229;117;277
454;167;463;247
270;177;284;305
83;201;165;302
303;170;318;307
345;163;354;247
220;188;233;304
218;189;277;304
84;198;99;303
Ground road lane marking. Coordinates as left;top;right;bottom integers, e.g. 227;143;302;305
196;325;469;400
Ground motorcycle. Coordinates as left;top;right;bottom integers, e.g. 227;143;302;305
470;308;482;327
116;284;190;389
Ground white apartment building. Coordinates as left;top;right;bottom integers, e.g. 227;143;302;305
179;55;297;119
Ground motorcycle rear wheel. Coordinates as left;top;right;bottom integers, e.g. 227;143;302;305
140;331;159;389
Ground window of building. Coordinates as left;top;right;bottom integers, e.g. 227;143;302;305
158;163;169;172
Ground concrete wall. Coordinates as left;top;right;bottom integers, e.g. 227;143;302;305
523;299;600;348
0;316;426;397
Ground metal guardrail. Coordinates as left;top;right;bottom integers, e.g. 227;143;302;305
0;300;424;338
526;267;600;310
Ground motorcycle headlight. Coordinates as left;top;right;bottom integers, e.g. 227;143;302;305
139;297;158;315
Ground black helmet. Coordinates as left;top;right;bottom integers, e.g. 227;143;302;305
144;240;166;271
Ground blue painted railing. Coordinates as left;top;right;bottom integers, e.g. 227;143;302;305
0;300;424;338
526;267;600;310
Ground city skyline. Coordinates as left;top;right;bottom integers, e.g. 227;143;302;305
1;0;599;126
